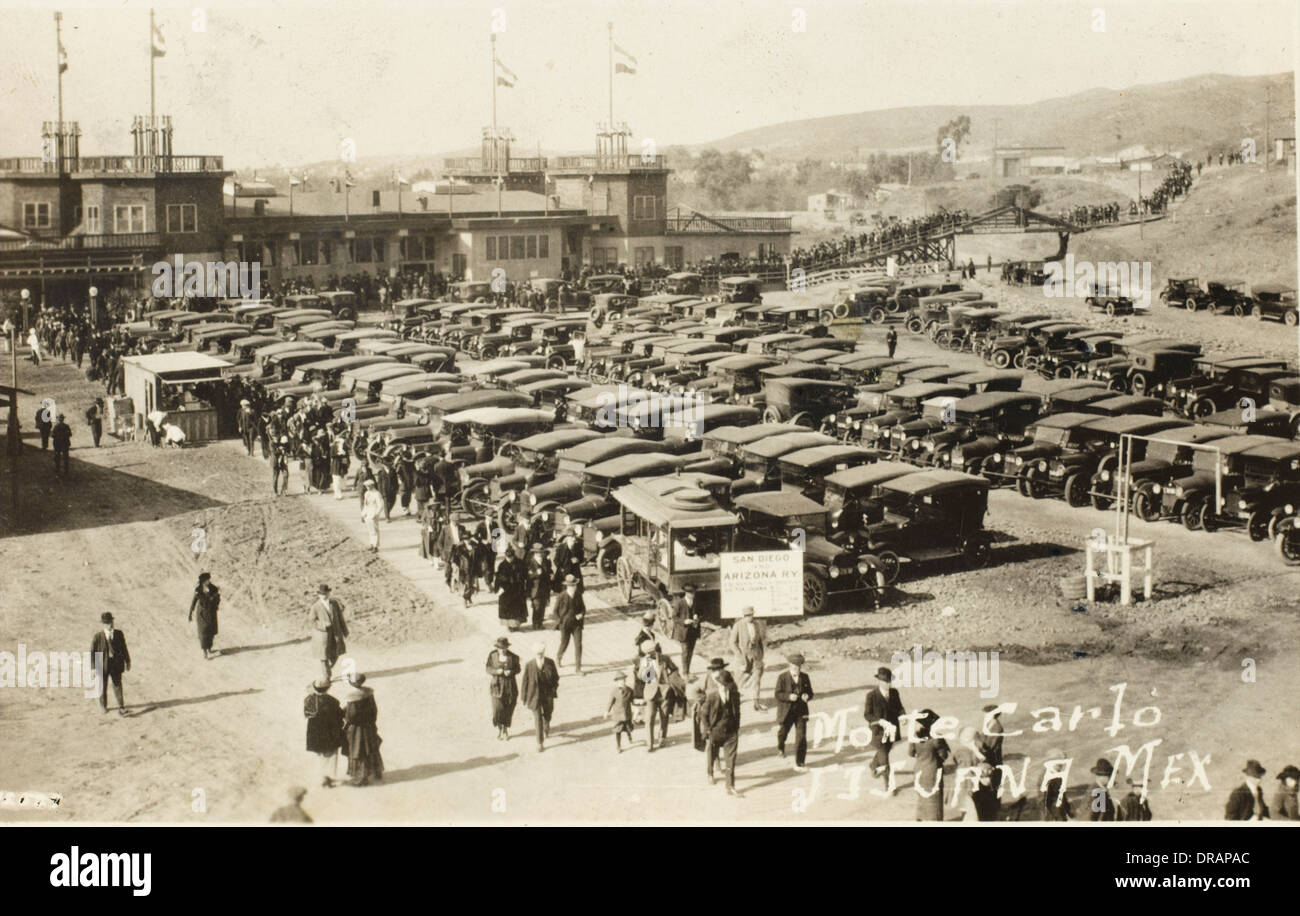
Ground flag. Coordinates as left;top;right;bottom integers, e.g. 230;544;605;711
392;168;409;187
614;42;636;75
152;22;166;58
495;58;516;88
58;42;68;74
289;176;301;187
344;170;356;188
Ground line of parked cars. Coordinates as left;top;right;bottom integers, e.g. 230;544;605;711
1160;278;1298;325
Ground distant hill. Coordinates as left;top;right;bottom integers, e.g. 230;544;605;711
695;72;1295;161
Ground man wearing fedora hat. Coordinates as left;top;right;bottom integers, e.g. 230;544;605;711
670;584;701;675
90;612;131;715
1225;760;1270;820
1118;777;1152;822
1088;758;1119;821
309;585;349;682
237;398;258;456
525;542;553;630
863;666;904;787
487;637;522;740
774;653;814;769
1273;765;1300;820
551;527;584;596
702;658;742;795
552;574;585;675
634;611;658;652
51;413;72;476
521;643;560;751
304;679;344;788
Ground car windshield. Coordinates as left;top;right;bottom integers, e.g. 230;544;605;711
823;487;846;511
672;527;729;572
785;512;827;537
742;455;774;474
1034;426;1072;446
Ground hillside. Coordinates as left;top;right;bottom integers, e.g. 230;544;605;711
699;72;1295;160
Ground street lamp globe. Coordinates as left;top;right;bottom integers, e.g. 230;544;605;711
20;289;30;301
89;286;99;298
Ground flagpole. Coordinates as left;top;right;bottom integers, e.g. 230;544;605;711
54;12;63;167
608;22;614;131
490;33;498;156
149;8;156;129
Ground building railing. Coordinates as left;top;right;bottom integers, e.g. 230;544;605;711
442;156;548;173
549;154;665;171
0;155;223;174
0;232;161;252
665;214;792;233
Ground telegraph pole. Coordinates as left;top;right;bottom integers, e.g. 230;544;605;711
1265;84;1271;171
55;12;64;166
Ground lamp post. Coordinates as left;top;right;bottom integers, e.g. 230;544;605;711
20;287;30;334
89;285;99;329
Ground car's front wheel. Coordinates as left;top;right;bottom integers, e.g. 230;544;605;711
1132;488;1159;522
1276;526;1300;565
803;570;827;615
1181;497;1205;531
1064;474;1089;507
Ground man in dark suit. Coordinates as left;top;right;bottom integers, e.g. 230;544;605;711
51;414;72;476
525;543;553;630
1089;758;1119;821
520;643;560;751
237;399;258;456
702;658;742;796
1225;760;1270;820
863;666;903;787
90;612;131;715
551;528;584;595
552;575;585;674
669;584;701;675
774;653;814;768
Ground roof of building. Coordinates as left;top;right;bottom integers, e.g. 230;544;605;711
123;352;230;376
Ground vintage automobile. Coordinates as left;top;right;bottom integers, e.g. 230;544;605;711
527;278;587;312
886;397;965;461
647;351;735;391
891;279;963;316
916;391;1044;471
732;491;883;614
935;308;1006;352
1169;359;1293;419
776;444;878;500
773;337;855;361
948;369;1023;394
448;280;494;303
226;335;281;365
1032;331;1123;380
691;325;767;350
904;293;961;335
281;293;325;312
1039;415;1190;506
469;315;550;360
522;437;674;515
261;349;344;385
1160;278;1204;310
286;354;396;391
993;412;1109;494
745;332;812;355
485;427;606;500
551;452;715;530
1104;425;1238;521
511;317;588;369
663;272;704;295
699;423;801;462
231;301;281;329
317;290;360;321
251;340;327;375
832;356;904;388
1087;338;1202;390
516;377;591;407
608;477;737;620
820;460;921;542
333;328;400;354
855;470;993;582
855;383;969;449
339;362;425;399
1218;440;1300;537
375;375;464;413
826;285;893;324
717;276;763;305
410;388;533;429
1267;377;1300;439
760;377;855;427
1084;278;1137;316
1160;435;1292;531
731;431;838;493
438;407;556;480
451;307;539;353
295;322;359;349
1078;394;1166;418
398;346;458;373
419;302;482;342
1250;283;1299;325
979;316;1062;369
1203;279;1253;316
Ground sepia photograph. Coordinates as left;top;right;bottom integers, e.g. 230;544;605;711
0;0;1297;865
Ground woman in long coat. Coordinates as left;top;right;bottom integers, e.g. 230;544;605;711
486;637;521;739
494;549;528;629
341;674;384;786
304;679;344;787
909;709;950;821
309;429;331;493
188;573;221;659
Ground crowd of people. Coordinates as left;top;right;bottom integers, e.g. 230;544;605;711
789;210;971;272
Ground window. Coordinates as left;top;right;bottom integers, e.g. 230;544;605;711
498;236;508;259
538;234;549;259
634;246;655;267
633;195;657;220
22;202;51;229
664;245;683;269
165;203;198;233
510;236;526;259
353;237;373;263
486;237;497;260
85;205;101;233
298;238;319;266
372;237;386;263
113;204;146;233
400;235;435;261
592;247;618;268
73;205;82;226
526;236;537;259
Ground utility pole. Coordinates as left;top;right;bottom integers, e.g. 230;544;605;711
1265;84;1271;171
992;117;1001;177
55;12;64;168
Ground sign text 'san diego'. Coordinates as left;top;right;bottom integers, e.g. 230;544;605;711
720;550;803;619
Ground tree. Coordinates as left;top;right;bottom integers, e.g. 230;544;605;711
936;115;972;160
694;149;753;208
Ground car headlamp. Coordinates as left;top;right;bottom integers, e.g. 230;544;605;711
857;559;872;576
1151;484;1162;494
1100;470;1110;482
829;566;840;579
1037;460;1048;472
1238;499;1248;509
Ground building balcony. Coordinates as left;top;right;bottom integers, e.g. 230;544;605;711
0;155;224;176
0;232;161;253
442;157;548;174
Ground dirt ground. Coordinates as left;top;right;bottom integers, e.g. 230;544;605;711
3;315;1299;824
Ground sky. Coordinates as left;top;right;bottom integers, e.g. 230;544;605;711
0;0;1295;168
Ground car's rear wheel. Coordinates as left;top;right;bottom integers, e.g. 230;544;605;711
1190;397;1217;419
1181;497;1205;531
1276;527;1300;565
1287;309;1299;327
461;480;493;517
1090;488;1114;510
1185;297;1198;311
762;406;783;424
1247;510;1271;542
546;356;567;371
1232;303;1247;317
1013;351;1027;369
905;317;923;334
1199;500;1218;532
1129;372;1150;396
1252;304;1265;320
1054;364;1075;379
790;412;816;428
869;307;887;324
1022;467;1045;499
480;345;498;360
1064;473;1089;507
803;570;827;615
615;556;635;604
992;349;1012;369
1106;302;1118;317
